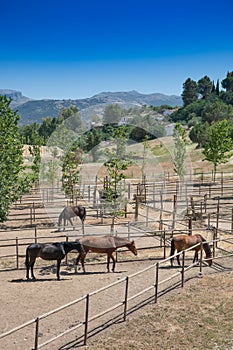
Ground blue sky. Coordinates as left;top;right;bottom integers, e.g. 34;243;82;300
1;0;233;99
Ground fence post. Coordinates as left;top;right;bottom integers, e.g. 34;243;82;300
127;222;130;240
146;206;149;227
84;294;89;346
216;198;220;249
188;217;192;236
181;251;185;288
34;225;37;244
65;236;68;264
33;202;35;222
123;276;129;321
30;206;33;226
33;317;39;350
154;262;159;303
199;243;203;275
163;230;166;259
231;208;233;232
16;237;19;269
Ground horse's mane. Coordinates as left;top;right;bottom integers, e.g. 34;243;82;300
197;234;212;256
112;236;131;247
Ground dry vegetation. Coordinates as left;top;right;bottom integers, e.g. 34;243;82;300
85;271;233;350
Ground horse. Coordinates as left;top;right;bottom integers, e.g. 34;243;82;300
170;233;212;267
25;241;85;280
75;235;137;273
58;205;86;231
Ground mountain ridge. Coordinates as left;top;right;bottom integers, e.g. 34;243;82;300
0;89;182;125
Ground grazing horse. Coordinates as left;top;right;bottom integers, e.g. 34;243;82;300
58;205;86;231
75;235;137;272
25;241;85;280
170;234;212;267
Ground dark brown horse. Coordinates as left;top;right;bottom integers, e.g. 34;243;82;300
75;235;137;272
58;205;86;231
170;234;212;267
25;241;85;280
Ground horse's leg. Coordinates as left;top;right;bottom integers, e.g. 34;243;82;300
107;254;110;272
75;253;86;273
193;251;198;263
57;259;61;280
30;259;36;279
68;218;74;229
110;253;116;272
176;252;181;266
80;253;86;273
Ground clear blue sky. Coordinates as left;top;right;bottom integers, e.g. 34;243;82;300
1;0;233;100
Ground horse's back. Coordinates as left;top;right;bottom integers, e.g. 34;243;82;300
41;243;66;260
173;234;203;250
79;235;116;251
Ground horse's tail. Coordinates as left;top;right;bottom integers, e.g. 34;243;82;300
58;208;64;228
82;207;86;222
170;238;175;266
25;246;30;268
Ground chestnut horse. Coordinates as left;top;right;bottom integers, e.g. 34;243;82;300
58;205;86;231
170;234;212;267
75;235;137;272
25;241;85;280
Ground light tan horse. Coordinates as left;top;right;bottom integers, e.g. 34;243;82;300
170;234;212;267
75;235;137;272
58;205;86;231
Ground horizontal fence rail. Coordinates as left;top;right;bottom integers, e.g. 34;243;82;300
1;235;233;349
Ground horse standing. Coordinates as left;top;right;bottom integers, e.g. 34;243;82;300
75;235;137;273
170;233;212;267
25;241;85;280
58;205;86;232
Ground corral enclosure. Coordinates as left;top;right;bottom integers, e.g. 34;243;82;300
1;153;233;349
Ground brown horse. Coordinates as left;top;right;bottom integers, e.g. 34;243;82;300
170;234;212;267
25;241;85;280
75;235;137;272
58;205;86;231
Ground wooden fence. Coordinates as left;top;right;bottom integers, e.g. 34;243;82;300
1;235;233;349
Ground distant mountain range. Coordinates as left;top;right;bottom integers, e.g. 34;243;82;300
0;89;182;125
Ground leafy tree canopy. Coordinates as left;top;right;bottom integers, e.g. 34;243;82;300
0;96;25;222
202;120;233;174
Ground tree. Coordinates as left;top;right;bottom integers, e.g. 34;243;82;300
181;78;199;106
221;71;233;92
173;123;188;179
102;104;123;125
142;135;151;179
198;75;212;99
0;96;24;222
189;122;210;148
202;100;233;124
216;79;220;95
103;127;133;230
202;120;233;178
82;128;103;162
62;145;83;203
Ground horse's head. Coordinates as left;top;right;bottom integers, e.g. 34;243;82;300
129;240;137;256
206;255;213;266
74;240;85;256
203;242;213;266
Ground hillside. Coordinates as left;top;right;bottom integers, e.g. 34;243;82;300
0;89;182;125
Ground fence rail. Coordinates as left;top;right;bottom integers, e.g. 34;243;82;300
1;235;233;349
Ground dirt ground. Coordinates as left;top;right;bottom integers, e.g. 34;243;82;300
1;179;233;349
1;232;232;350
